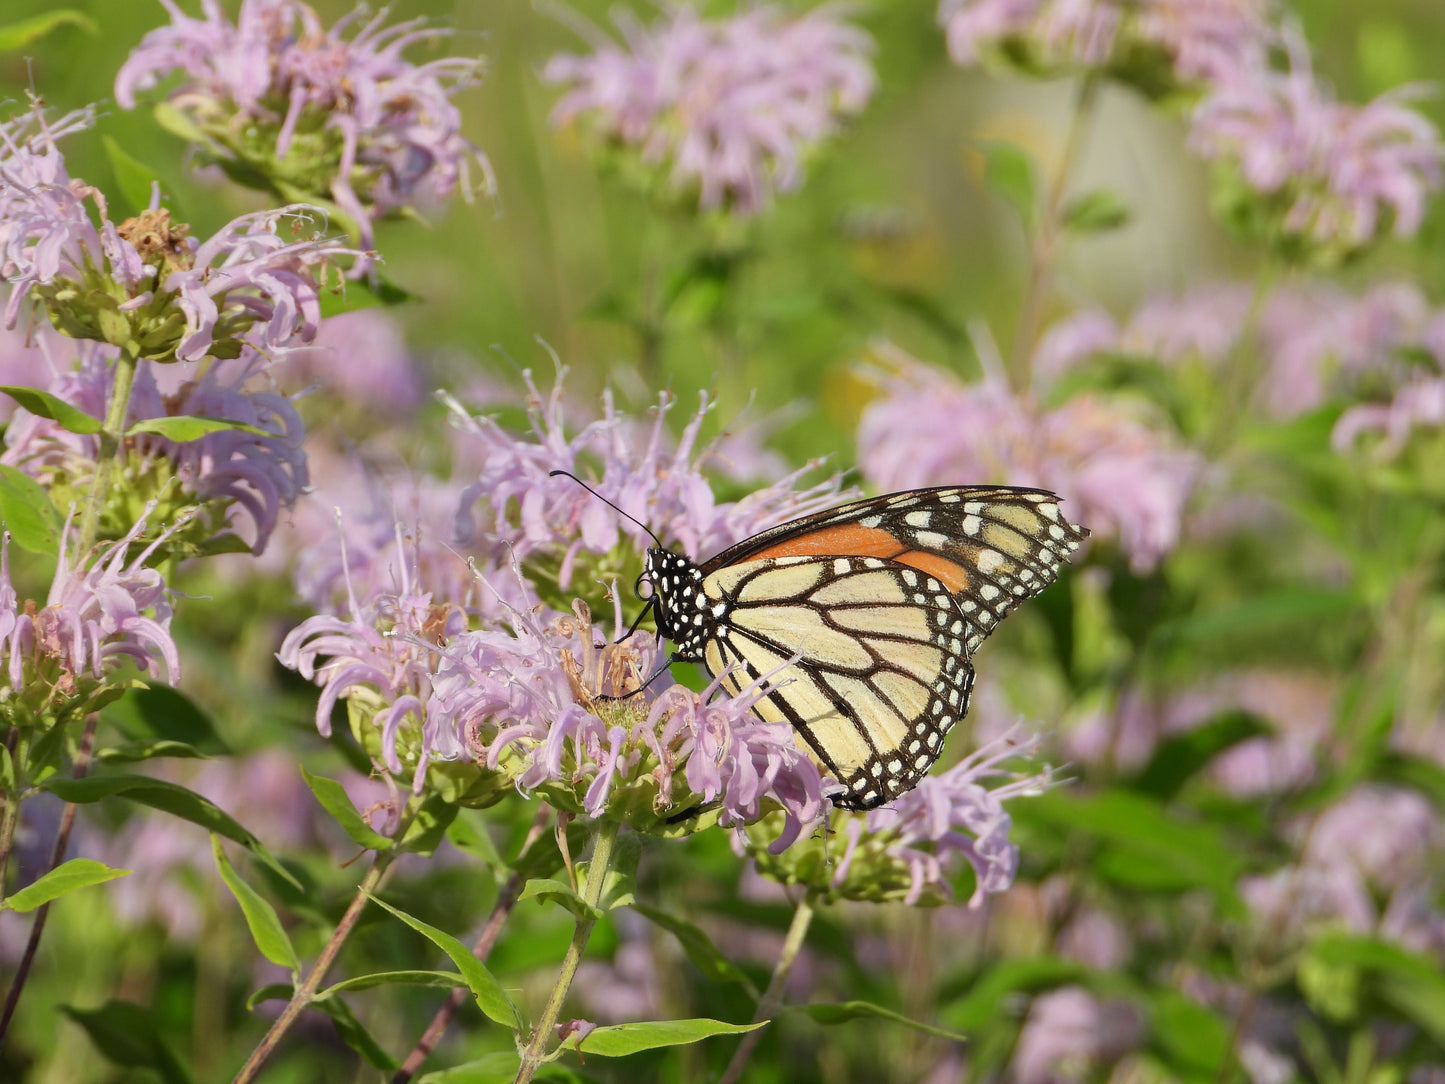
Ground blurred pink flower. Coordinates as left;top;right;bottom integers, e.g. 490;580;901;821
544;3;874;215
277;309;423;419
1010;986;1143;1084
116;0;493;254
857;346;1199;572
1190;33;1443;255
939;0;1271;88
1333;377;1445;455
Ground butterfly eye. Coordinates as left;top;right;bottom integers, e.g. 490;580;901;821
635;571;654;600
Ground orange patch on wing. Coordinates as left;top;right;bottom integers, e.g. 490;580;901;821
748;523;908;561
894;550;971;593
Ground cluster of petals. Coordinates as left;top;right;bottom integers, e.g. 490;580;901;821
856;346;1199;572
0;509;180;691
425;595;830;845
544;3;874;215
938;0;1272;89
450;369;850;583
1189;34;1444;253
0;101;353;359
1035;281;1445;450
1240;785;1444;952
116;0;493;249
2;347;308;553
831;729;1049;906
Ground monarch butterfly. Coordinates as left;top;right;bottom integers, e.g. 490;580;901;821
556;475;1088;810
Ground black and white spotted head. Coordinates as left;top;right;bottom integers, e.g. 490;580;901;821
641;547;714;660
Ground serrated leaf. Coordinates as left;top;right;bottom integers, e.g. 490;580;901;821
40;774;299;889
212;836;300;973
62;1001;192;1084
1131;710;1271;799
301;767;392;851
102;136;170;218
562;1018;765;1056
0;10;95;50
631;903;757;994
1061;189;1132;233
126;415;267;440
94;739;210;765
0;464;63;555
795;1000;969;1041
100;684;229;754
0;385;103;433
519;878;602;922
367;894;521;1030
312;994;398;1071
4;858;130;913
318;970;470;998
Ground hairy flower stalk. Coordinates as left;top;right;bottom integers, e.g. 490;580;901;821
116;0;494;259
544;3;875;215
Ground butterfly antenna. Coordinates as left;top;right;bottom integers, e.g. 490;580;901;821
548;469;664;549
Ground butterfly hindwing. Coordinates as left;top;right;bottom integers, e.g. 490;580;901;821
699;555;977;810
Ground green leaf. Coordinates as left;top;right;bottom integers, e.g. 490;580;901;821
211;836;300;974
1142;990;1231;1084
1061;189;1132;233
367;894;522;1030
519;878;602;922
1305;933;1445;1045
318;970;470;998
446;812;504;873
102;136;170;218
976;140;1037;227
795;1000;968;1041
561;1018;766;1056
151;101;210;145
245;983;293;1012
100;684;229;754
1012;789;1245;910
1131;710;1271;799
126;415;267;440
943;957;1088;1030
0;10;95;50
399;792;459;857
416;1053;521;1084
631;903;758;995
311;995;398;1071
590;831;638;911
62;1001;192;1084
94;739;210;765
4;858;130;913
40;773;298;889
301;767;392;851
0;386;103;433
0;464;63;555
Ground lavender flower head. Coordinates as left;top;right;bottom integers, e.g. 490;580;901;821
1;507;181;726
544;4;875;215
0;98;356;361
3;346;308;553
857;345;1199;572
451;368;851;592
750;729;1051;906
1190;33;1444;262
116;0;493;254
939;0;1272;94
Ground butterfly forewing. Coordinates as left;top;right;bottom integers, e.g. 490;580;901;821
651;486;1087;810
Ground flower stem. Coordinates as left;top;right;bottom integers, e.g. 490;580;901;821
76;342;141;555
0;728;31;908
512;818;622;1084
718;893;817;1084
1008;74;1099;393
232;849;397;1084
0;714;96;1047
391;808;551;1084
